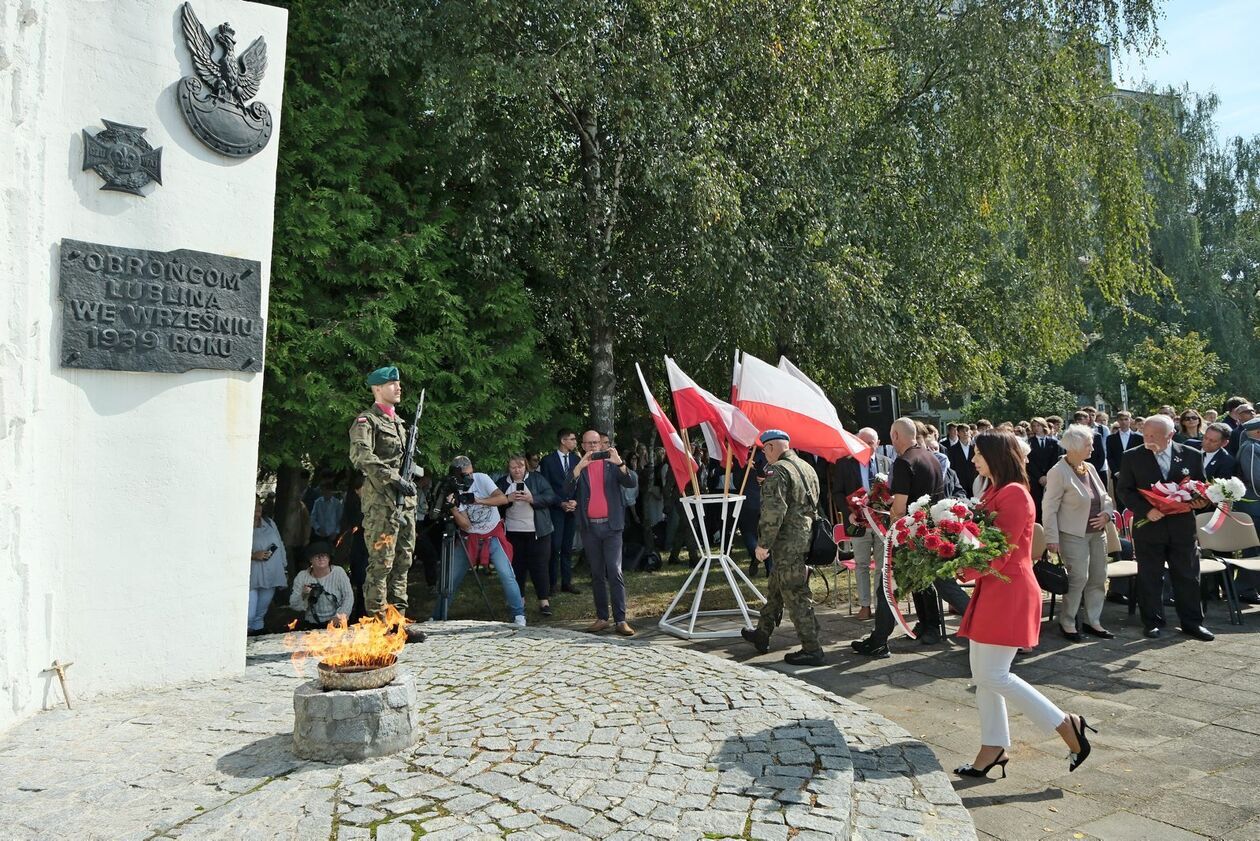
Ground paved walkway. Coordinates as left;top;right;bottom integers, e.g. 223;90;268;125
0;622;973;841
652;594;1260;840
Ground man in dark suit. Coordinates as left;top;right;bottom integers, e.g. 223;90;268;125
1200;423;1237;480
1105;411;1143;483
1228;403;1256;457
945;425;979;496
1116;415;1213;641
1026;417;1062;521
538;429;582;595
1200;421;1253;601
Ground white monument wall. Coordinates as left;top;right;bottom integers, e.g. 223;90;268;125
0;0;287;730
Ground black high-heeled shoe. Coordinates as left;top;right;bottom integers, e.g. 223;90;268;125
1067;714;1098;772
954;751;1009;779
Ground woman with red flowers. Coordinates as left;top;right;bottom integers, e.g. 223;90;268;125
953;430;1097;779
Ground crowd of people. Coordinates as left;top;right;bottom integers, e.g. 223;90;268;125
249;376;1260;684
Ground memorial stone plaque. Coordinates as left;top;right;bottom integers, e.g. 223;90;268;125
58;238;264;373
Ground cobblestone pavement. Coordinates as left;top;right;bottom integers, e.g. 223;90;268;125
0;622;974;841
654;595;1260;841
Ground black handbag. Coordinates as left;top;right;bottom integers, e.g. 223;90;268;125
1034;558;1070;595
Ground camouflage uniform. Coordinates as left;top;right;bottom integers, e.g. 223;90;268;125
349;404;417;616
755;449;822;651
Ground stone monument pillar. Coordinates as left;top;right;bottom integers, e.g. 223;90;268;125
0;0;288;730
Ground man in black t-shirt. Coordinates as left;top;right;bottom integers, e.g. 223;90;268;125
852;418;947;658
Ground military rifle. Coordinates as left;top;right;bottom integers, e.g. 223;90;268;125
397;389;425;507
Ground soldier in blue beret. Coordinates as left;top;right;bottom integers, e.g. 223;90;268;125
349;365;420;634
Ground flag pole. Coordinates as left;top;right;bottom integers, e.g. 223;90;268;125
736;445;756;496
722;443;733;499
678;426;704;499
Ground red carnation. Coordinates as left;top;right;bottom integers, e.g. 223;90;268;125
937;542;957;559
913;510;928;522
962;521;981;537
951;504;968;517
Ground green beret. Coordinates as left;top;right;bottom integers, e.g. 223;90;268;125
366;366;400;386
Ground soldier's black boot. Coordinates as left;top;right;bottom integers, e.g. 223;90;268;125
784;648;826;666
741;627;770;654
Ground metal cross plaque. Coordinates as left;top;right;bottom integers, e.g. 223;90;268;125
176;2;273;158
58;239;265;374
82;120;162;195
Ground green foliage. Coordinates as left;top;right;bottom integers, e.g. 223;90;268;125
260;1;556;476
960;363;1078;423
1120;330;1225;412
1045;90;1258;413
342;0;1163;429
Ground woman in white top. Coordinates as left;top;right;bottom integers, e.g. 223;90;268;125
1042;425;1115;642
290;542;354;629
498;455;558;617
249;498;288;635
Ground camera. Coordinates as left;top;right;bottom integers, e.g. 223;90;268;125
307;581;326;603
591;450;611;460
427;464;476;521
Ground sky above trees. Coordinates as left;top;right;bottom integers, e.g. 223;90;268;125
1115;0;1259;140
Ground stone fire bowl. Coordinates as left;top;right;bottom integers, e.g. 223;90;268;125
316;658;398;692
293;669;418;763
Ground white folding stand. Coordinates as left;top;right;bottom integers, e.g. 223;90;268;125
658;493;766;639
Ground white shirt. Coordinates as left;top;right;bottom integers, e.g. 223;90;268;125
556;449;575;474
1118;430;1131;449
459;472;503;535
1155;446;1172;478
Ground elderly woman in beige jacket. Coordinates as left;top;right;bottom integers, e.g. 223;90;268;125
1043;424;1115;642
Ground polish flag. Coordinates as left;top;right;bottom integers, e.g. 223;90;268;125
735;352;870;463
665;356;760;465
636;364;698;493
731;350;742;403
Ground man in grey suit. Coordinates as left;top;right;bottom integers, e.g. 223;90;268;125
829;427;892;621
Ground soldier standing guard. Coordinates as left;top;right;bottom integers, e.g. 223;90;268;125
349;366;423;641
741;429;825;665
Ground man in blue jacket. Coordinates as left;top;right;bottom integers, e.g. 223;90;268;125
538;429;582;596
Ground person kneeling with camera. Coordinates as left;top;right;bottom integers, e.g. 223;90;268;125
290;542;355;630
433;456;528;626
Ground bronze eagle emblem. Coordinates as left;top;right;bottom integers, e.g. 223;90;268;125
176;2;273;158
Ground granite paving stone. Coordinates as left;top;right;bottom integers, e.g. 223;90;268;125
0;622;967;840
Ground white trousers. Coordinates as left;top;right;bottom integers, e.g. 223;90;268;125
970;641;1066;747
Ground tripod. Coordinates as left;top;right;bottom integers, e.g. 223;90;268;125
432;521;495;620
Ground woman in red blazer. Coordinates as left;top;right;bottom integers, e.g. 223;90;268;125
954;430;1097;779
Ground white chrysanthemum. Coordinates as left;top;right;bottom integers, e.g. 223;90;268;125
874;472;889;485
1207;476;1248;504
930;498;964;523
907;495;931;516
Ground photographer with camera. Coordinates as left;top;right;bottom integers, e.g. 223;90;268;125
432;456;527;625
567;430;639;636
248;497;288;636
289;542;354;629
498;455;558;617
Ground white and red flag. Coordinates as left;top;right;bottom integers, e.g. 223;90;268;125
636;363;698;493
734;352;870;463
665;356;760;465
